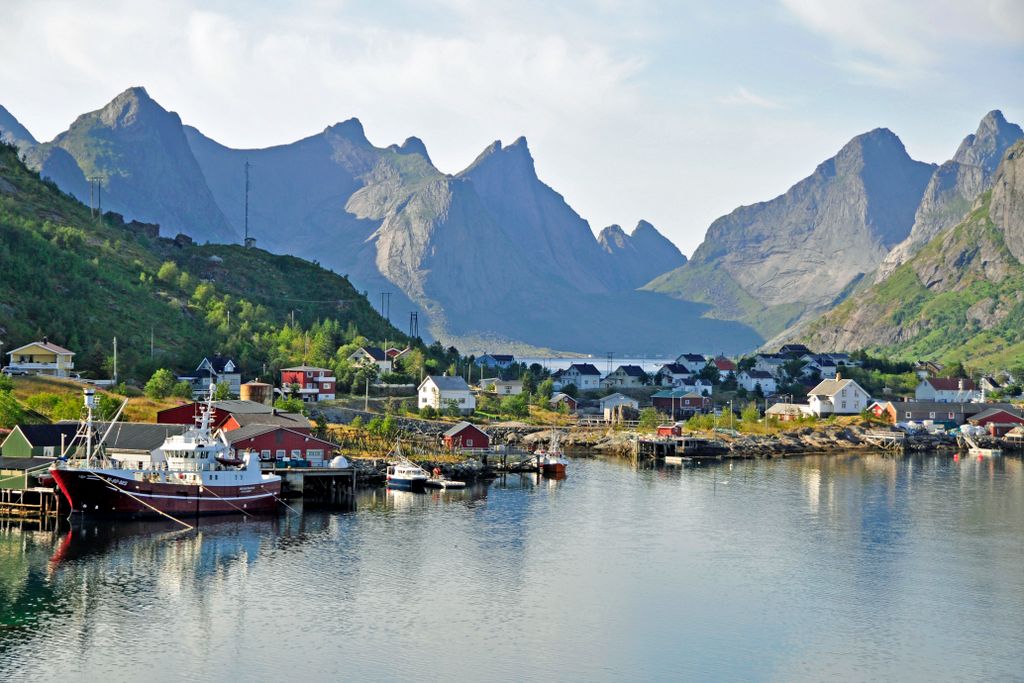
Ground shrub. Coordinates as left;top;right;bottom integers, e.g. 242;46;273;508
144;369;176;399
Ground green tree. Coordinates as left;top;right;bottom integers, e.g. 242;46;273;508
349;415;364;430
145;368;176;399
214;381;232;400
274;397;306;414
741;401;760;424
157;260;180;284
419;405;437;419
380;415;397;438
0;374;13;393
537;378;554;401
444;400;462;418
638;407;661;431
172;380;194;399
500;393;529;418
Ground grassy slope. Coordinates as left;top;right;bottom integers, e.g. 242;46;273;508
803;195;1024;369
0;141;401;379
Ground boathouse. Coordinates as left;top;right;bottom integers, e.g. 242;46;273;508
223;425;337;466
967;408;1024;436
442;422;490;450
157;400;310;433
1;424;79;458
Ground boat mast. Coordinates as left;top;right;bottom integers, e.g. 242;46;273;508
84;388;95;466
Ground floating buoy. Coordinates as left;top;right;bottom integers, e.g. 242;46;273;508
953;453;959;461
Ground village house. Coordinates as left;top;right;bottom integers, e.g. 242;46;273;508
979;375;1005;394
967;407;1024;437
419;375;476;414
601;365;647;389
479;378;523;395
157;400;311;433
281;365;337;402
650;389;710;418
711;356;737;381
442;422;490;450
476;353;515;369
737;370;778;395
385;347;407;360
675;352;707;367
800;354;838;379
347;346;393;374
806;376;870;417
549;392;578;413
600;392;639;420
765;403;808;422
179;356;241;398
753;353;787;378
4;338;75;377
914;377;981;403
223;425;337;466
914;360;944;379
554;363;602;392
0;424;80;458
679;378;714;396
656;363;693;387
868;400;1018;427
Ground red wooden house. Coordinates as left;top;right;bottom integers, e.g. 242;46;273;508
224;425;337;466
968;408;1024;436
157;400;310;434
443;422;490;450
281;365;337;402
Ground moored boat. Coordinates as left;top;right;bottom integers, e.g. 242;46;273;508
384;441;429;491
534;430;569;475
50;386;282;519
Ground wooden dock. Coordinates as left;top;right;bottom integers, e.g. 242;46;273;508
0;486;61;519
263;466;357;505
863;430;906;451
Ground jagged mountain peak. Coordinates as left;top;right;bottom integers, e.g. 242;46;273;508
953;109;1023;173
324;117;369;144
632;219;658;236
460;136;536;177
96;86;171;128
833;127;913;168
0;104;37;147
398;136;431;162
597;224;628;251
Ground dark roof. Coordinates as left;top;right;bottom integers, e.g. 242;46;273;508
201;356;236;373
616;365;645;376
231;412;310;430
212;400;275;414
779;344;813;355
925;378;977;391
223;424;335;447
568;363;601;376
422;375;470;391
359;346;387;361
0;456;54;471
879;401;1016;415
744;370;774;379
659;363;691;374
443;421;487;437
283;365;332;372
7;424;79;448
678;353;706;363
651;390;705;399
968;407;1024;423
58;421;189;452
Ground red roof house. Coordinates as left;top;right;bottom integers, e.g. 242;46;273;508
442;422;490;450
224;425;336;465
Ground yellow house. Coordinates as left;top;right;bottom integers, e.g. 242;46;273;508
6;337;75;377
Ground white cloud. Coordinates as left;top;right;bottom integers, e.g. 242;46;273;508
719;86;784;109
782;0;1024;81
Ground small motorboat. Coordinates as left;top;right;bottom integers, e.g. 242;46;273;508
384;440;429;492
534;430;568;475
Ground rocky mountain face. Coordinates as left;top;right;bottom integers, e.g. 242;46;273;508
796;140;1024;366
875;111;1023;280
30;87;237;243
598;220;687;289
8;87;752;354
645;128;936;336
0;105;36;147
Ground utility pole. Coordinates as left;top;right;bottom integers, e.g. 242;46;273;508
364;376;369;412
112;337;118;385
150;326;154;360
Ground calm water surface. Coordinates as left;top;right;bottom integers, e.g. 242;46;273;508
2;453;1023;682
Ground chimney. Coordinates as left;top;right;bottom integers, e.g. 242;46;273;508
958;379;964;391
835;371;842;381
43;336;49;345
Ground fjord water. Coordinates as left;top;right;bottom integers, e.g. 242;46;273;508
2;454;1023;681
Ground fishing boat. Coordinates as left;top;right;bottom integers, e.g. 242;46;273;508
384;441;429;491
534;430;569;475
50;386;282;519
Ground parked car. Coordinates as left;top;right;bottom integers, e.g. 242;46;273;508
1;367;28;376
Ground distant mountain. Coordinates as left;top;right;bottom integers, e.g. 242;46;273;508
0;138;399;381
0;105;36;148
875;111;1023;280
644;128;936;338
30;87;237;243
795;140;1024;368
598;220;687;290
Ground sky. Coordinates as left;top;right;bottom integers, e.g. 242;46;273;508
0;0;1021;255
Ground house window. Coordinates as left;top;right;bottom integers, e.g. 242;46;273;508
466;439;474;447
929;412;936;419
307;449;324;462
842;389;847;396
905;411;912;418
275;450;286;460
261;449;271;460
842;401;847;409
323;383;331;390
949;413;955;420
291;449;302;459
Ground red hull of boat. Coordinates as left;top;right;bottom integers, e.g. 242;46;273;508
542;463;566;475
51;469;280;517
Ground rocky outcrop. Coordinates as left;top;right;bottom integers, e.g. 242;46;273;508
645;128;935;335
990;140;1024;263
0;105;36;148
598;220;687;289
34;87;237;243
876;111;1022;279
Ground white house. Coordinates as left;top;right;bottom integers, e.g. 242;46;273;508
418;375;476;414
348;346;393;374
601;365;646;388
800;355;838;380
555;363;602;392
600;392;639;420
676;353;707;366
806;376;871;417
915;377;981;403
5;337;75;377
711;356;737;381
679;378;713;396
479;378;523;395
753;353;787;378
181;356;241;398
738;370;777;395
656;363;693;387
476;353;515;369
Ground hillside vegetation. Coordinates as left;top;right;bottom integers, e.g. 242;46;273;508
0;141;402;382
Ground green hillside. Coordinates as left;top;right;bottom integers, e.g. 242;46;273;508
0;141;402;381
801;192;1024;370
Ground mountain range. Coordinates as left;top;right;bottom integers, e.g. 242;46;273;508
1;88;1021;363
